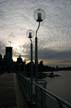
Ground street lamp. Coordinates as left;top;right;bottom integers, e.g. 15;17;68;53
34;8;45;79
27;29;33;103
27;30;33;63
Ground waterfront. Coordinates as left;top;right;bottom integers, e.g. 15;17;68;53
45;71;71;103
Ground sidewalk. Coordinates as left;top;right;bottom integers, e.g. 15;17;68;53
0;73;29;108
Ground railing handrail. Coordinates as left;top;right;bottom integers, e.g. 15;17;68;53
34;82;71;108
17;73;71;108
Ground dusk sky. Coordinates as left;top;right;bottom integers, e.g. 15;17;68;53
0;0;71;66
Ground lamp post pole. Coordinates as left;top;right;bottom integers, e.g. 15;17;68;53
35;22;40;80
30;38;33;103
27;30;33;103
30;39;33;63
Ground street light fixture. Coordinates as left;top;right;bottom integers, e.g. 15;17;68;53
34;8;45;22
34;8;45;79
27;29;33;63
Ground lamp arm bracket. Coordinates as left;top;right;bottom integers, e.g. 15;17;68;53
36;22;40;37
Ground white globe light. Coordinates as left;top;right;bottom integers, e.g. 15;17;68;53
34;8;45;22
26;29;34;39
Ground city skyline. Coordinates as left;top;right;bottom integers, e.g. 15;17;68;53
0;0;71;66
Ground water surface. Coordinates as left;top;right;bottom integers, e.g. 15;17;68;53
45;71;71;103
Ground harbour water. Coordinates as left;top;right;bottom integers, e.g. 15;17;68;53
45;71;71;103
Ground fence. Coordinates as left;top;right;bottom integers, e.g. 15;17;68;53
17;73;71;108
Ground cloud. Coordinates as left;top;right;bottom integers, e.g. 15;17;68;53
38;48;71;61
38;48;71;65
0;0;71;66
0;41;5;56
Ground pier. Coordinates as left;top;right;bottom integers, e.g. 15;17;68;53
0;72;71;108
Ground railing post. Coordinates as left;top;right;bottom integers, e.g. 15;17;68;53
41;81;47;108
57;99;64;108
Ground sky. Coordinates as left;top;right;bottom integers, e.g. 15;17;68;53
0;0;71;66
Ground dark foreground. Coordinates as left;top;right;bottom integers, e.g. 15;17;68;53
0;73;28;108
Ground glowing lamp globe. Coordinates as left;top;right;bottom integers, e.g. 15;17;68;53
27;30;34;39
34;8;45;22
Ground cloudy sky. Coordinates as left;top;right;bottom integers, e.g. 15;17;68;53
0;0;71;66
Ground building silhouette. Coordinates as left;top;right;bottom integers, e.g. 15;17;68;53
3;47;13;72
4;47;13;63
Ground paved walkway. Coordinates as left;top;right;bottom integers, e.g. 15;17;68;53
0;73;28;108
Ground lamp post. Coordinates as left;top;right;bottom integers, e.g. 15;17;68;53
34;8;45;80
27;29;33;103
34;8;45;106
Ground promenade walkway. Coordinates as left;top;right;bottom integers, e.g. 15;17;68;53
0;73;29;108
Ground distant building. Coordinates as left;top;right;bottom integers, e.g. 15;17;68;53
4;47;13;63
6;47;12;59
17;55;23;64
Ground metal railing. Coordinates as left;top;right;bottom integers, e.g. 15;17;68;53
17;73;71;108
